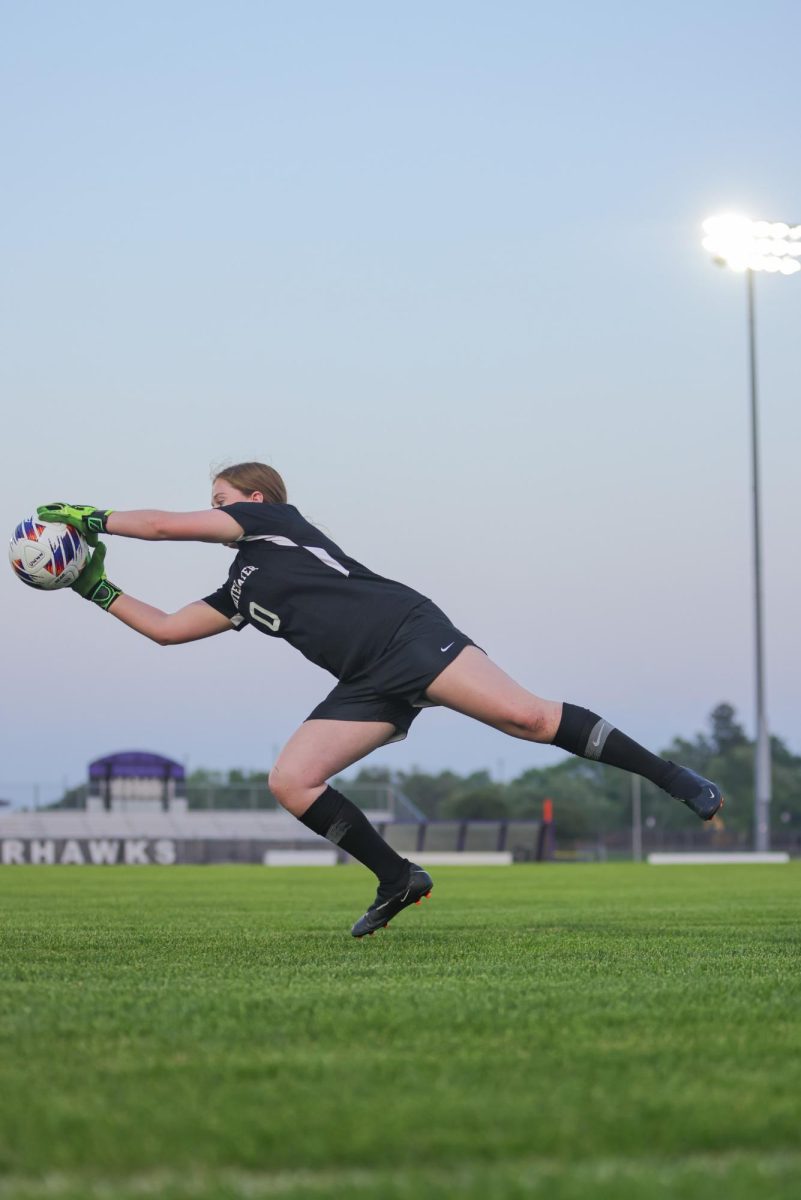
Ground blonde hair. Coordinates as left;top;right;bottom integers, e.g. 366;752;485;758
212;461;287;504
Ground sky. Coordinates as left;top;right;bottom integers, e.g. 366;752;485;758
1;1;800;807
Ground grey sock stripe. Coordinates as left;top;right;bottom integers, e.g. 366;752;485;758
584;719;613;760
325;818;351;845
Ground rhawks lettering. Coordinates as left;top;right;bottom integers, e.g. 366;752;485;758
87;839;120;865
124;840;149;865
152;839;177;865
30;839;56;865
0;839;178;866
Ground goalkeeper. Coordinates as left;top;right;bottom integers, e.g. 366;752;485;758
39;463;724;937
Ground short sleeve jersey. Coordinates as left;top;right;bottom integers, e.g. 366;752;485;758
202;503;427;681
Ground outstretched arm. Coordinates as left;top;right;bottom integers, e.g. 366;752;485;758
110;595;235;645
106;509;244;542
54;539;237;644
36;503;244;544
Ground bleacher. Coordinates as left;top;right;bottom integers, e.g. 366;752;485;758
0;751;545;866
0;808;386;841
0;806;392;866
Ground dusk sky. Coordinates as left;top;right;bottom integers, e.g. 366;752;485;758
2;1;800;807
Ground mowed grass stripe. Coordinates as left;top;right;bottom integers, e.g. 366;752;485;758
1;1150;801;1200
0;865;799;1199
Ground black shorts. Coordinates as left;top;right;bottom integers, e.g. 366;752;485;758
305;600;478;743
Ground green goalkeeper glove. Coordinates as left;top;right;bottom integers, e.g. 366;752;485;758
36;502;114;546
72;542;123;611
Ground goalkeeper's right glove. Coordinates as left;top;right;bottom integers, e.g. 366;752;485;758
72;542;122;611
36;503;114;546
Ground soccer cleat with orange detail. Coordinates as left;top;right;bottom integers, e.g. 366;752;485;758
351;862;433;938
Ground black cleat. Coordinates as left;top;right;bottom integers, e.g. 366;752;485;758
351;862;433;938
671;767;725;821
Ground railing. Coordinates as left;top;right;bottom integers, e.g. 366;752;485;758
0;780;425;819
182;782;424;817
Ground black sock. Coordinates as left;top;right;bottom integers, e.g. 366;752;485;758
552;703;692;799
299;786;407;883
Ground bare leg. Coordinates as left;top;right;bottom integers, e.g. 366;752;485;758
268;719;396;816
269;719;412;888
424;647;724;820
424;646;562;741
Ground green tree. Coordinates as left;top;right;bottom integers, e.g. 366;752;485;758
709;703;748;755
440;781;510;820
504;758;626;839
51;704;798;836
395;769;464;818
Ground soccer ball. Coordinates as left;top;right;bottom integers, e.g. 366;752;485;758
8;517;88;590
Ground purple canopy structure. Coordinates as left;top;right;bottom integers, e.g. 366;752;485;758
88;751;186;812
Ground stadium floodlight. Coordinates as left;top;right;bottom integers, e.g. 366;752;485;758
702;213;800;852
702;214;801;275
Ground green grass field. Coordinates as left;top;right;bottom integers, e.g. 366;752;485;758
1;863;799;1200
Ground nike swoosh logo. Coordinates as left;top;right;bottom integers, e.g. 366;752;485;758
440;642;454;652
592;722;606;748
374;884;411;912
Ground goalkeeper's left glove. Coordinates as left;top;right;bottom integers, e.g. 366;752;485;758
36;502;114;546
72;542;123;611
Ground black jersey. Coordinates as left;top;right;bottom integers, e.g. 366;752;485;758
201;503;428;681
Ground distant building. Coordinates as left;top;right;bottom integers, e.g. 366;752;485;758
87;751;187;814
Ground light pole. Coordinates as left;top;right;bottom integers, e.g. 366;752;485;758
701;214;800;852
631;775;642;863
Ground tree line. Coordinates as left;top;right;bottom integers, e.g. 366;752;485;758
184;704;801;840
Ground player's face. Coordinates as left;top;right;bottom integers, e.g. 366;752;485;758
211;477;264;547
211;478;261;508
